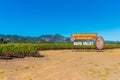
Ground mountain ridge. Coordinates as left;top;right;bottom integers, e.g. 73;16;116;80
0;34;70;43
0;34;119;43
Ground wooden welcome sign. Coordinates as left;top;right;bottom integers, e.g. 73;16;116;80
70;33;104;50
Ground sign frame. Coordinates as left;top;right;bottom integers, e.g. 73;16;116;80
71;33;104;50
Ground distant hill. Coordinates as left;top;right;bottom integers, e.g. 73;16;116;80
0;34;119;43
0;34;70;43
105;40;120;43
37;34;70;43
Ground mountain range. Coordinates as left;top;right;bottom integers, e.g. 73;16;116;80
0;34;119;43
0;34;70;43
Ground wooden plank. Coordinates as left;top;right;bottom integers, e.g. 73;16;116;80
71;33;97;40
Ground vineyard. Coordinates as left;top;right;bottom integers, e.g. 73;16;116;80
0;43;120;59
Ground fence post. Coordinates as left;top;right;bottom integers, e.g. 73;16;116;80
6;46;8;62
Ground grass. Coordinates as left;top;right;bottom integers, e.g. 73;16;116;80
0;71;5;74
23;66;30;69
0;77;5;80
94;64;100;67
86;66;120;79
86;68;111;78
27;78;33;80
0;66;34;74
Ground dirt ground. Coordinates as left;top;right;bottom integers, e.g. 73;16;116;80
0;49;120;80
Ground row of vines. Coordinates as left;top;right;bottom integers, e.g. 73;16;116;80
0;43;120;58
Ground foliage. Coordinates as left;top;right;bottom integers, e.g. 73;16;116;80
0;44;39;58
0;34;69;43
0;43;120;58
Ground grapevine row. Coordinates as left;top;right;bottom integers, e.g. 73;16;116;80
0;43;120;58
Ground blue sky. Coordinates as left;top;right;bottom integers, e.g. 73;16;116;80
0;0;120;41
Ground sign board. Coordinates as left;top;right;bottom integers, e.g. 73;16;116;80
71;33;104;50
96;37;104;50
71;33;97;40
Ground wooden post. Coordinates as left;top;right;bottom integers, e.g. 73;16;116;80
6;46;8;62
72;43;74;52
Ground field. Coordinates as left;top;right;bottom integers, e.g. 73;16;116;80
0;43;120;59
0;49;120;80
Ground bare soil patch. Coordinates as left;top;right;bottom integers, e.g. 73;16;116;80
0;49;120;80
